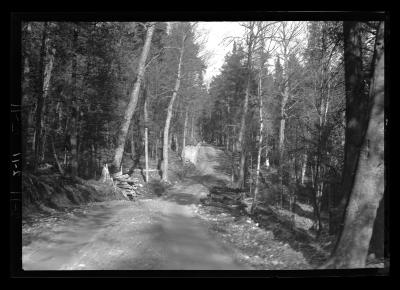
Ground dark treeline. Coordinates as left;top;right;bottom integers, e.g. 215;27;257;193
22;22;209;179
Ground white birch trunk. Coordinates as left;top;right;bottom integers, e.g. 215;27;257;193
182;109;188;159
112;23;155;172
252;54;265;212
144;97;149;183
162;31;186;182
301;153;308;185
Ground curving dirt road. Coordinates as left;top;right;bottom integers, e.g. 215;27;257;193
22;145;251;270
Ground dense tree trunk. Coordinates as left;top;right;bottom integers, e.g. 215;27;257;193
130;130;135;159
237;81;249;189
77;118;84;175
111;23;155;173
332;21;371;234
33;22;55;171
301;153;308;185
155;136;159;162
226;128;230;152
39;115;48;163
51;136;64;175
312;163;323;234
312;86;330;234
237;28;254;189
144;94;149;183
278;34;290;163
91;143;96;179
278;92;288;208
279;105;287;158
369;196;385;258
182;109;188;159
132;114;143;170
323;21;384;269
168;134;172;150
252;51;265;213
252;115;263;212
162;31;186;182
175;133;179;153
70;27;80;176
265;144;270;168
191;115;195;143
22;34;32;166
249;154;253;193
277;32;292;205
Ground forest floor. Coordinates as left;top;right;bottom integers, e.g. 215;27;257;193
22;144;385;270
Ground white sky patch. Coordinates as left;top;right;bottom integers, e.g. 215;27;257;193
195;21;309;88
196;22;245;87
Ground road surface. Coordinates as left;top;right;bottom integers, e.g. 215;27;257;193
23;145;250;270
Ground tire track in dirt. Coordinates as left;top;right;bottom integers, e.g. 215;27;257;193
23;167;250;270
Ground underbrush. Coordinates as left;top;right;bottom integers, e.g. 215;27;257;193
22;172;126;218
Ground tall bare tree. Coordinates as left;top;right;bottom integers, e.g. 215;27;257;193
162;26;187;182
144;85;149;183
69;26;80;176
274;21;305;206
111;22;155;173
182;109;189;159
236;22;256;189
252;21;277;212
33;22;56;171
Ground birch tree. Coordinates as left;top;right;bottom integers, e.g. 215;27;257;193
181;109;188;159
111;22;155;173
252;22;277;212
274;21;306;206
144;85;149;183
236;22;256;189
161;24;187;182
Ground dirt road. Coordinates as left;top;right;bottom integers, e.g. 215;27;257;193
22;145;250;270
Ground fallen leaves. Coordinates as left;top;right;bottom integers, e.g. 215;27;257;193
194;202;311;270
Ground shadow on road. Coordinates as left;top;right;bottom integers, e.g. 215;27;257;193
114;211;248;270
161;192;199;205
188;174;228;188
22;202;126;270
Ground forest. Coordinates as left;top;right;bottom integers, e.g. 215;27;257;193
17;19;386;272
